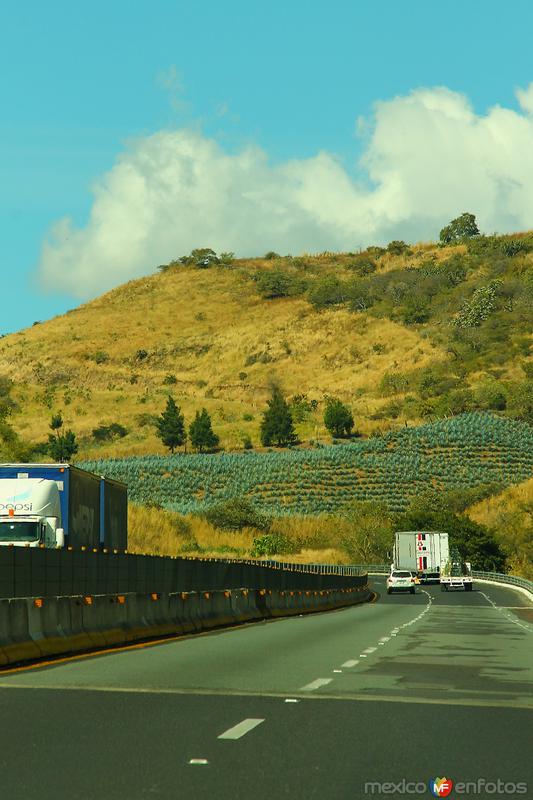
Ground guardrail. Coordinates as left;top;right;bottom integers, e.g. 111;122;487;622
471;570;533;596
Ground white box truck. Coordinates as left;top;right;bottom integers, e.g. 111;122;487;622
393;531;449;583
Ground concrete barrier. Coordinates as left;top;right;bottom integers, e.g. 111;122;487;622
0;580;371;668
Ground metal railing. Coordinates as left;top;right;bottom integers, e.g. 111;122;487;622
471;570;533;596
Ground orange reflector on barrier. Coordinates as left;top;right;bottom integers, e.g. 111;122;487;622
203;592;210;600
33;598;44;608
117;595;126;604
83;596;93;606
224;591;231;598
151;593;159;601
181;592;189;600
241;590;248;597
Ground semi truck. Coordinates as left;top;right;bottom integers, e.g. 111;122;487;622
440;546;473;591
0;464;127;550
392;531;449;583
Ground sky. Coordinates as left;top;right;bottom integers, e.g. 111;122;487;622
2;0;533;335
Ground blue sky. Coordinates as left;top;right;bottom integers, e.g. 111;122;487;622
2;0;533;334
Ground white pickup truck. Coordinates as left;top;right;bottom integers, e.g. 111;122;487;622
440;547;473;591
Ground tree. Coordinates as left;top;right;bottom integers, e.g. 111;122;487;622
339;501;393;562
439;212;480;245
189;408;219;452
260;384;298;447
156;396;186;453
47;413;78;462
324;398;354;438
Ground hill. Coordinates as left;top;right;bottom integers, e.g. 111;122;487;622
80;413;533;516
0;229;531;457
466;477;533;578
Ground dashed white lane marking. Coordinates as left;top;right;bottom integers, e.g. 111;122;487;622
341;660;359;668
189;759;209;765
362;647;377;654
478;591;532;633
218;718;265;740
379;636;391;642
333;669;343;673
284;698;299;703
300;678;333;691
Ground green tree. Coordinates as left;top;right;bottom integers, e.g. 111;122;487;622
47;413;78;462
339;501;393;562
189;408;219;452
439;212;480;244
260;384;298;447
324;398;354;437
156;396;186;453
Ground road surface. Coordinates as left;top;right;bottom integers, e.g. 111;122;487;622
0;578;531;799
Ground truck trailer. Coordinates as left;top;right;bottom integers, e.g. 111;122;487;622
392;531;449;583
0;464;127;550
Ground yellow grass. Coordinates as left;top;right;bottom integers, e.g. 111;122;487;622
127;503;353;564
0;248;451;457
467;478;533;579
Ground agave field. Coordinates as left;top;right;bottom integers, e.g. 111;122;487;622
79;414;533;516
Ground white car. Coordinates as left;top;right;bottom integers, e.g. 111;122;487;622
387;570;416;595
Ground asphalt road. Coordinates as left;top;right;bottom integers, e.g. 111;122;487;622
0;579;531;800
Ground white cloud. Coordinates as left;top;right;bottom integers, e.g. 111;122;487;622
38;83;533;299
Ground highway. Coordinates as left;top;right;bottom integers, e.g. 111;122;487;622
0;578;532;799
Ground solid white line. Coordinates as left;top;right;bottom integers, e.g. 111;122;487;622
341;660;359;668
218;718;265;740
300;678;333;691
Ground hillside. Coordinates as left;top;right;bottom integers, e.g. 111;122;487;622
80;413;533;516
466;477;533;578
0;230;531;458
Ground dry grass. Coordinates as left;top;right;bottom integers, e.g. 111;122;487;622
466;478;533;579
0;249;450;457
127;503;354;564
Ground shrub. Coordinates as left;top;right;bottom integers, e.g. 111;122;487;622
379;372;409;396
204;497;270;532
94;351;109;364
264;251;280;260
308;276;348;309
92;423;128;442
386;240;410;255
324;398;354;437
346;257;377;276
255;270;306;299
251;532;296;556
163;374;177;385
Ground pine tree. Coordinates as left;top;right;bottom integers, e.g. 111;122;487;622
260;385;298;447
189;408;219;452
47;413;78;462
156;396;186;453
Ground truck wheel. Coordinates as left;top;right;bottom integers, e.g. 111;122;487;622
440;584;446;592
410;587;415;595
465;583;473;592
387;588;392;595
